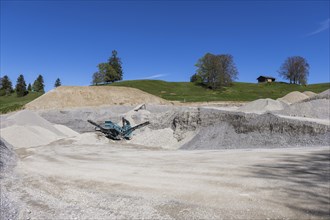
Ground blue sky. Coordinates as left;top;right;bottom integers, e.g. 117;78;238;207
1;0;329;91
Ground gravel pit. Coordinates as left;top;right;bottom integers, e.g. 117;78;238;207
1;89;329;219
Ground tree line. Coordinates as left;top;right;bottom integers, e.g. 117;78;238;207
0;74;62;97
190;54;310;90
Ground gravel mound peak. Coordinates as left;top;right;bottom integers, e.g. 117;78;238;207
277;91;309;104
238;98;288;113
302;91;317;97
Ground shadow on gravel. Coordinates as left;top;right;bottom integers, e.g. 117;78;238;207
248;149;330;217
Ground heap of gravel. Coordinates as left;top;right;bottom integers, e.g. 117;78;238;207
0;139;16;175
36;104;330;150
238;98;288;114
303;91;317;97
276;99;330;120
0;110;94;149
40;105;187;149
179;109;329;150
0;110;67;149
305;89;330;101
277;91;309;104
0;139;19;220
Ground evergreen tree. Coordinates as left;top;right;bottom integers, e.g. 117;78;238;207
15;74;27;97
54;78;61;87
33;74;45;92
27;83;32;91
108;50;123;81
0;75;13;95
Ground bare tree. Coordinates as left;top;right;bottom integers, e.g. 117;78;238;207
278;56;309;85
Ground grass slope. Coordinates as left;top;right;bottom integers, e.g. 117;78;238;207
0;92;43;114
110;80;330;102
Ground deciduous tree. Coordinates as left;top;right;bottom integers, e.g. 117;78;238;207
194;53;238;89
278;56;309;85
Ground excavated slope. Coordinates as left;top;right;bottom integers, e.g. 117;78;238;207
25;86;170;110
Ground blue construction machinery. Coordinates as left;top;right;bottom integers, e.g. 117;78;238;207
87;117;150;140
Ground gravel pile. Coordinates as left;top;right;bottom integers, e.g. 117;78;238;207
238;98;288;114
277;91;309;104
305;89;330;101
276;99;329;120
179;109;329;149
38;105;330;150
0;110;79;149
303;91;317;97
0;139;19;220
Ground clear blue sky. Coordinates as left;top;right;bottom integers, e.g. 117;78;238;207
1;0;329;91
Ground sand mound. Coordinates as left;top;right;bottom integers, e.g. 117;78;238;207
25;86;170;110
302;91;316;97
238;98;288;113
0;110;79;149
277;91;309;104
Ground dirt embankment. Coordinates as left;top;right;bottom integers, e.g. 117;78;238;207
25;86;170;110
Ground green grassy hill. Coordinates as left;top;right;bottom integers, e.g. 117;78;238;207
110;80;330;102
0;92;43;114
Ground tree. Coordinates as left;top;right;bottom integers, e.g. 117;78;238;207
108;50;123;81
54;78;61;87
190;73;202;83
27;83;32;91
92;71;105;85
278;56;309;85
15;74;27;97
92;50;123;85
33;74;45;92
98;63;119;83
0;75;13;96
194;53;238;89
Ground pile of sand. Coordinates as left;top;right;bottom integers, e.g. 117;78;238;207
277;91;309;104
25;86;170;110
238;98;288;113
0;110;79;149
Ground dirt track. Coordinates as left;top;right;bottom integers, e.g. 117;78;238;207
2;143;329;219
